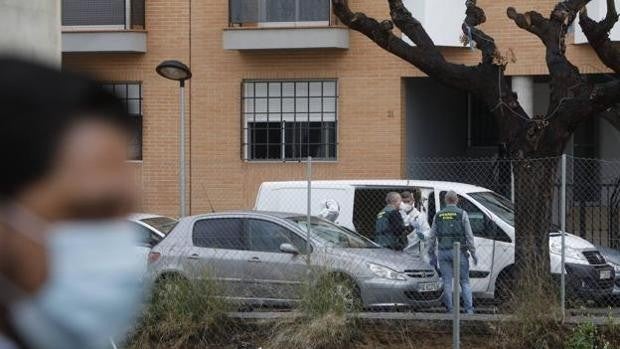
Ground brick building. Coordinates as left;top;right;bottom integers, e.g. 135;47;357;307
61;0;620;217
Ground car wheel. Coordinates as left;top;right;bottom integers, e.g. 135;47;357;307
322;274;363;312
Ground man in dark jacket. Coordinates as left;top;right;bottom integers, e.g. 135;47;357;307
375;192;411;251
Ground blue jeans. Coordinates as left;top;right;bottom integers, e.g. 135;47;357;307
438;249;474;314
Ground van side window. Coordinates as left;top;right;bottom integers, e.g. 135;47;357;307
192;218;246;250
439;192;497;240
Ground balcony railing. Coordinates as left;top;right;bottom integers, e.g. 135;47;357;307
229;0;333;27
62;0;145;30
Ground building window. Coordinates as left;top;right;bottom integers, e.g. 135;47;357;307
102;83;143;161
230;0;331;27
242;80;338;161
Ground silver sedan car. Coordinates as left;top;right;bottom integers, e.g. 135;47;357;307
148;211;443;309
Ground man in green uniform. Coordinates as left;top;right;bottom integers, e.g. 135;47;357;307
375;192;410;250
427;191;478;314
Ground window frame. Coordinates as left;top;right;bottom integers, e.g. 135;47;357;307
241;79;339;162
101;82;143;161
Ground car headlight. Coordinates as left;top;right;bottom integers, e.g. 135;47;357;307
367;263;407;281
550;242;587;262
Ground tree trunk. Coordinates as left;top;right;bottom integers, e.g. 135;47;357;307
513;158;558;294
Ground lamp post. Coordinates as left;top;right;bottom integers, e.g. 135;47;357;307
156;60;192;217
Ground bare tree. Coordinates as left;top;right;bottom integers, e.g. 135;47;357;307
333;0;620;288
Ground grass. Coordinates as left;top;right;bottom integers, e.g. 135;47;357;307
266;270;363;349
126;274;237;349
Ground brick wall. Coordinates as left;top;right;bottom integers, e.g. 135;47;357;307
63;0;614;217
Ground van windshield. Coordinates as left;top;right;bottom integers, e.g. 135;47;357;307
289;217;380;249
468;192;514;226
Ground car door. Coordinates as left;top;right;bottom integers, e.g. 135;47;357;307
244;218;309;302
187;218;253;300
439;192;495;293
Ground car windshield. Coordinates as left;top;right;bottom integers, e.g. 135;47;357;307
468;192;515;226
289;217;380;249
141;217;178;235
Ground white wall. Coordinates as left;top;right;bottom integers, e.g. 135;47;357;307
575;0;620;44
402;0;467;47
0;0;61;66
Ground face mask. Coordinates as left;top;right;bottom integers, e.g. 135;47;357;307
2;217;147;349
400;202;413;213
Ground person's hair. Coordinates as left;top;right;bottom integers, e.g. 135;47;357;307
385;192;401;205
401;191;413;200
0;57;130;199
445;190;459;204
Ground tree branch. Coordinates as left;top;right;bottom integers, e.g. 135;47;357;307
332;0;475;91
507;2;589;124
580;0;620;73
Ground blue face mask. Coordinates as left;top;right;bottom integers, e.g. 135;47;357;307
6;220;148;349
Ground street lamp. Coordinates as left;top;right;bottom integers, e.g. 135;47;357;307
156;60;192;217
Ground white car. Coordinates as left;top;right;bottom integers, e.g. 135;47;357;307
128;214;178;266
255;180;615;301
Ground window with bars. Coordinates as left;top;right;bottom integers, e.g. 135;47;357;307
242;80;338;161
102;83;143;161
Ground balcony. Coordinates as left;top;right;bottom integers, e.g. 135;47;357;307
223;0;349;50
61;0;146;53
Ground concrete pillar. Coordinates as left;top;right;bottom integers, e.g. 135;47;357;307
512;76;535;118
0;0;61;67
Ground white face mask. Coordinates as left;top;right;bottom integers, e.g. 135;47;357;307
400;202;413;213
1;213;147;349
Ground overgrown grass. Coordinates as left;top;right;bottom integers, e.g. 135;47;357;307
127;274;237;349
267;270;363;349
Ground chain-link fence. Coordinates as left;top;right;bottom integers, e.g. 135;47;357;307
127;155;620;349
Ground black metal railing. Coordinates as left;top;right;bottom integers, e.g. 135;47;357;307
229;0;331;26
62;0;145;29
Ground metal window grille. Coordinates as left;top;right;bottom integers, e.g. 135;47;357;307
241;80;338;161
229;0;331;26
102;82;143;161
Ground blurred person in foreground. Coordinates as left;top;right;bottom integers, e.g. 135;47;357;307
0;58;146;349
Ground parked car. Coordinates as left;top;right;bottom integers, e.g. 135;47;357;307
148;211;443;309
129;213;178;266
598;246;620;302
255;180;615;301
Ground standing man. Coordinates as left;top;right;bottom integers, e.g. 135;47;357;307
401;191;431;262
427;191;478;314
375;192;410;251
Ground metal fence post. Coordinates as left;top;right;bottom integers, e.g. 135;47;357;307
453;242;461;349
306;156;312;263
560;154;567;322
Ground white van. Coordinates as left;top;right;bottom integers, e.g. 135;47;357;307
255;180;615;300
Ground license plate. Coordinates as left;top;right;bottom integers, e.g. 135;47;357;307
418;282;441;292
600;270;612;280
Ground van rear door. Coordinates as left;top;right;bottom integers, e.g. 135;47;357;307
353;186;432;240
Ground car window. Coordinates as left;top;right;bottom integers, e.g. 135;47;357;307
192;218;245;250
439;192;496;239
141;216;178;235
428;191;436;227
246;219;308;254
132;222;161;247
